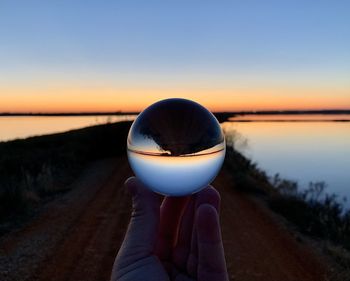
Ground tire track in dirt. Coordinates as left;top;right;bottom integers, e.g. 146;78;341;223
32;158;132;281
0;157;132;281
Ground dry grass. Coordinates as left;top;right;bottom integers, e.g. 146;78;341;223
0;121;131;222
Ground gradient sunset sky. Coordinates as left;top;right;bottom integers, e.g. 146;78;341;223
1;0;349;112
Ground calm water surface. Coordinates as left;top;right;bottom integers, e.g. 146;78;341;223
0;115;136;142
222;115;350;208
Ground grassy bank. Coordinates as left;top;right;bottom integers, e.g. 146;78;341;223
0;121;131;225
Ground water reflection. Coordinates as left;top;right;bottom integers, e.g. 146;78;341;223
222;115;350;207
230;114;350;122
0;115;136;142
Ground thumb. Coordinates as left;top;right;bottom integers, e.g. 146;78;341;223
116;177;161;267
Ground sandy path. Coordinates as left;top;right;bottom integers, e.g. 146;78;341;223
0;157;327;281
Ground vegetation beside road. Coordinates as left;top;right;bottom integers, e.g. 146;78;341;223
0;121;131;225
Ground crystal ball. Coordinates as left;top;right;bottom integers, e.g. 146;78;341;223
127;98;225;196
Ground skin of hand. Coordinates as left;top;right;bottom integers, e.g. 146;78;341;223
111;177;229;281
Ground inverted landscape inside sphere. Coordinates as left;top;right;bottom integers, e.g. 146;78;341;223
128;99;225;156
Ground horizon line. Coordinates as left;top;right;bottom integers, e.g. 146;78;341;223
1;109;350;116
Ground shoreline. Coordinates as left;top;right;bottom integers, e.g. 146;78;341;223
229;119;350;122
1;112;350;144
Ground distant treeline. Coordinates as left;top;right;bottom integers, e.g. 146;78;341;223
0;112;138;116
1;109;350;116
232;109;350;115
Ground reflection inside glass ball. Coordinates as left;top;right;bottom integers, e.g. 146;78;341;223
127;98;225;196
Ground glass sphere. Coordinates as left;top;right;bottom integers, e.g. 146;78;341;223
127;98;225;196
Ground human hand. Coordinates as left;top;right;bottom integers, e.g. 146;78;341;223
111;177;229;281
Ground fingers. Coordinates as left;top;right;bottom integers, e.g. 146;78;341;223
187;186;221;277
155;196;189;262
197;204;228;281
115;177;162;268
172;197;195;271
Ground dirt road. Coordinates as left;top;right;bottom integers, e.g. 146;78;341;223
0;157;327;281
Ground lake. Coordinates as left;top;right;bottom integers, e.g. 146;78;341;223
222;115;350;208
0;115;136;142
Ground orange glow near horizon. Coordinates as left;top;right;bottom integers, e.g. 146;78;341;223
1;85;349;113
